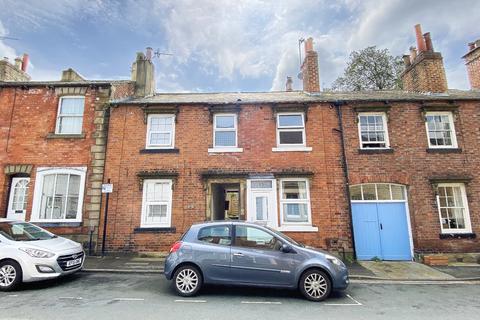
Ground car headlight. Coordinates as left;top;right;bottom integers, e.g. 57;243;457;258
325;254;343;267
19;248;55;258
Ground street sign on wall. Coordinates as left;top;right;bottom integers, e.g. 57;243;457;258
101;184;113;193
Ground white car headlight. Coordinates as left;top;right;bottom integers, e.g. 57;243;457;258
325;254;343;266
19;247;55;258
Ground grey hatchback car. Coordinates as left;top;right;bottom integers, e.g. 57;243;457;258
164;221;349;301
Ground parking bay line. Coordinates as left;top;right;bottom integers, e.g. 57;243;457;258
59;297;83;300
112;298;145;301
174;299;207;303
241;301;282;305
324;294;362;306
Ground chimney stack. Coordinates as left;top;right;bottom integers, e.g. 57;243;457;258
463;39;480;90
131;48;156;97
0;54;31;82
401;25;448;93
286;76;293;91
300;37;320;92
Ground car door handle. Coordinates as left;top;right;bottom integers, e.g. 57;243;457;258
233;252;244;257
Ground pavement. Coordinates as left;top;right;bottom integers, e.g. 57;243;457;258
1;273;480;320
83;255;480;281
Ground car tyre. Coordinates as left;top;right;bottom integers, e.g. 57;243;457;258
173;265;203;297
0;260;22;292
299;269;331;302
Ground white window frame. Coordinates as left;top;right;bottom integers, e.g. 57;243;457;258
209;113;243;153
357;112;390;149
436;183;472;234
146;114;176;149
425;111;458;149
30;167;87;223
278;178;316;231
55;96;85;135
272;112;312;152
349;183;407;202
140;179;173;228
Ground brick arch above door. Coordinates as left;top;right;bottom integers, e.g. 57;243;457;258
4;164;33;176
349;173;410;186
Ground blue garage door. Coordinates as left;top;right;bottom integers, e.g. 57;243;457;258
350;184;412;261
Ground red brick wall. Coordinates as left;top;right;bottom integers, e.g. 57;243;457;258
464;47;480;90
342;102;480;253
102;103;351;253
0;86;104;241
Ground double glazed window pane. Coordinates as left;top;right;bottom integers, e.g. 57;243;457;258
198;226;231;245
349;184;406;201
282;181;307;199
148;116;174;147
426;114;454;147
12;180;29;211
283;203;308;222
359;115;387;148
215;131;236;146
144;181;171;225
57;98;84;134
278;115;303;127
40;173;80;220
437;185;467;231
214;115;236;147
278;114;305;145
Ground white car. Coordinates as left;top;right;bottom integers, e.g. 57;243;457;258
0;219;84;291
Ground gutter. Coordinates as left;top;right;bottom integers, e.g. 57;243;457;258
333;101;356;260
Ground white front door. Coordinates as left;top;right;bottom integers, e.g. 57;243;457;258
7;177;30;221
247;179;278;228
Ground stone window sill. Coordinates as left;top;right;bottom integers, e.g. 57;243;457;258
272;146;312;152
46;133;86;139
358;148;394;154
30;222;82;228
208;147;243;153
276;225;318;232
427;148;462;154
439;233;476;239
134;227;176;233
140;148;180;154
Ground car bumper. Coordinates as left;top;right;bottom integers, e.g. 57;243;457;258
20;251;85;283
332;267;349;290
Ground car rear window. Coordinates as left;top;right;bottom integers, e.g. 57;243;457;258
198;225;231;246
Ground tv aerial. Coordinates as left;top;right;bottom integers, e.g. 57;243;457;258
153;49;173;58
0;35;19;41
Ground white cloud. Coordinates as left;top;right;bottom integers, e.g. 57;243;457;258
0;19;17;60
1;0;477;90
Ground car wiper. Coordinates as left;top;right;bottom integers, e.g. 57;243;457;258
22;238;42;241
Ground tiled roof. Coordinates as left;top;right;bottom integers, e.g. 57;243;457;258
114;89;480;105
0;80;134;87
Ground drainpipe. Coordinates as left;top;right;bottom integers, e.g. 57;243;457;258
333;101;356;260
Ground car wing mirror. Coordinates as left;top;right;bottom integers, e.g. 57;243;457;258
280;243;292;253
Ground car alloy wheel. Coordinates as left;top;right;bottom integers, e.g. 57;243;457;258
0;261;21;291
173;266;202;297
300;269;331;301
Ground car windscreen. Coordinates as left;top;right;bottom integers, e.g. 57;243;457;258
0;222;55;241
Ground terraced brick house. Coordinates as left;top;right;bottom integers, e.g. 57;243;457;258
101;27;479;262
0;56;135;250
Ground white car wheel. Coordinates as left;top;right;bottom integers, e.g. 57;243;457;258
0;261;22;291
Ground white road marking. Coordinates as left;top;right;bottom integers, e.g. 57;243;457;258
112;298;145;301
174;299;207;303
324;294;362;306
241;301;282;305
59;297;83;300
7;294;18;297
124;262;150;265
350;279;480;285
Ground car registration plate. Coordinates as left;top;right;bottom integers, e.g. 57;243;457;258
66;258;82;267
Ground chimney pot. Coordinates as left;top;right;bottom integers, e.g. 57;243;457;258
146;47;153;61
415;24;427;52
409;46;417;62
286;76;293;91
21;53;29;72
14;57;22;69
304;37;314;53
424;32;433;51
